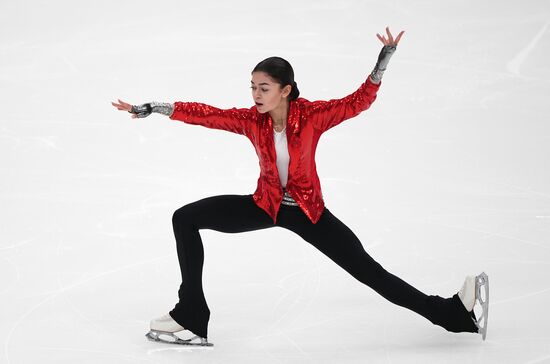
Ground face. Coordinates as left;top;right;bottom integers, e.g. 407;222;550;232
250;71;291;114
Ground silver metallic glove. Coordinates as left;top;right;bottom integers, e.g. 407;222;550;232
130;102;174;118
370;45;397;83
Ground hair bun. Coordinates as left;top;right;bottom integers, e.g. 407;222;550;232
290;81;300;100
253;56;300;100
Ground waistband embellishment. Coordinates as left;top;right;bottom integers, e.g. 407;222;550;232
281;189;299;206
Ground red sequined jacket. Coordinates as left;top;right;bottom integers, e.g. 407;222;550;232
170;78;381;224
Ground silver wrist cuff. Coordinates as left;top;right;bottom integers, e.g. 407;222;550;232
130;102;174;118
370;69;384;83
150;102;174;116
370;45;397;83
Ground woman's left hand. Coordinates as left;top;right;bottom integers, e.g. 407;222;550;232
376;27;404;47
369;27;404;83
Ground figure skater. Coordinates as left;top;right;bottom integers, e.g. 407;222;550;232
112;27;489;347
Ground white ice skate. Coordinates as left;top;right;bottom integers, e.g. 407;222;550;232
145;313;213;347
458;272;489;340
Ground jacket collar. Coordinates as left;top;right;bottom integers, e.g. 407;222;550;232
288;99;301;134
262;99;301;134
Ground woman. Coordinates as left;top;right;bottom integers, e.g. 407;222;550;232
112;27;489;347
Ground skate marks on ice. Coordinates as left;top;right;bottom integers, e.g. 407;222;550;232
0;128;63;151
269;264;322;332
524;353;550;364
227;259;322;355
507;20;550;76
423;218;549;252
0;238;38;251
2;254;171;364
491;286;550;307
213;242;327;359
0;257;19;296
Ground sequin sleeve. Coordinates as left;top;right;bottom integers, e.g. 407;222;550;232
306;78;381;132
169;102;253;136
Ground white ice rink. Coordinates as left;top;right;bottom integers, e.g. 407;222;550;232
2;0;550;363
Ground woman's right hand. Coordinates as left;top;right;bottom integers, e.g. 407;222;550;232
111;99;138;118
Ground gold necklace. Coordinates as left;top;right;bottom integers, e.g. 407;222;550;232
273;124;286;133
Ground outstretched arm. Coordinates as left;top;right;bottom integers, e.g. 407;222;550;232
310;27;404;132
170;101;252;136
111;99;252;136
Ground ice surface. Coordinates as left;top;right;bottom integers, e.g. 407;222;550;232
1;0;550;363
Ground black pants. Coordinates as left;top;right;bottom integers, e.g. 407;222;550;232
169;194;478;338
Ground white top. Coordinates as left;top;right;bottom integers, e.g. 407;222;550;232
273;127;290;188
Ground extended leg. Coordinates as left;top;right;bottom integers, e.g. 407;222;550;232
277;207;478;333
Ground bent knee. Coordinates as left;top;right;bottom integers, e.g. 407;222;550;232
172;205;195;228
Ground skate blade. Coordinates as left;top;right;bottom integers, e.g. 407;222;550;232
474;272;489;341
146;330;214;347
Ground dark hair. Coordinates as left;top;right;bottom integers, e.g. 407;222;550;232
252;56;300;101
